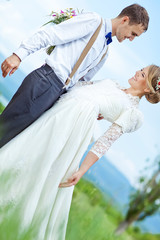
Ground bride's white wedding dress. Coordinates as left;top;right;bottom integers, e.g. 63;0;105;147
0;79;143;240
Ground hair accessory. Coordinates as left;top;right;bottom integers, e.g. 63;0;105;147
155;77;160;91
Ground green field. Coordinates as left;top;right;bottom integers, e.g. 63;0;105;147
66;179;160;240
0;101;4;113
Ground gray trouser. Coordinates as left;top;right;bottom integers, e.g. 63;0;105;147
0;64;66;148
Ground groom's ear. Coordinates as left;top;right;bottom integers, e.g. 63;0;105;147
121;16;130;24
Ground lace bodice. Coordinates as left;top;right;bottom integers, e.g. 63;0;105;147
60;79;143;158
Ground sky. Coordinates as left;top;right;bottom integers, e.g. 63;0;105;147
0;0;160;186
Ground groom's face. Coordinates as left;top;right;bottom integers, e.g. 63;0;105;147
116;16;145;42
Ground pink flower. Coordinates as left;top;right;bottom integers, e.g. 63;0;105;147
52;14;56;16
72;10;76;16
60;10;64;14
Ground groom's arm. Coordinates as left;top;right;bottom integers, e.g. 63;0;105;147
82;51;108;82
1;12;101;78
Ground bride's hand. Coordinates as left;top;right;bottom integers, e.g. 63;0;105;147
59;170;82;188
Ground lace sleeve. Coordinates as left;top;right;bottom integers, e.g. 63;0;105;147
90;123;123;158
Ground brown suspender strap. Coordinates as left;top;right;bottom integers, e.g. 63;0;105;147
64;18;103;87
84;47;109;77
98;47;108;64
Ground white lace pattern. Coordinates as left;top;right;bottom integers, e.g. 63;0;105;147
90;123;123;158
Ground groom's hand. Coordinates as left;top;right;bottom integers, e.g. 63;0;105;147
1;53;21;78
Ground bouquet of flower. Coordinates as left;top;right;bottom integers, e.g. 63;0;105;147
44;8;80;55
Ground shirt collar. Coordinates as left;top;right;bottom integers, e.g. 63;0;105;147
104;18;112;37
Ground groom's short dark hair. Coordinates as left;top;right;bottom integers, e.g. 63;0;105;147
117;4;149;31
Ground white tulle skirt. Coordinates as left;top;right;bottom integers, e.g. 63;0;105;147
0;96;97;240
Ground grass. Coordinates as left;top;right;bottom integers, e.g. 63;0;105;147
66;179;160;240
0;100;159;239
0;101;5;113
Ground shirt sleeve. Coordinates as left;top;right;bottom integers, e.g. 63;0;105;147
14;12;101;61
83;48;108;81
90;123;123;158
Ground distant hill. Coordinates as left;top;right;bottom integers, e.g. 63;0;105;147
67;179;160;240
84;155;133;209
81;146;160;234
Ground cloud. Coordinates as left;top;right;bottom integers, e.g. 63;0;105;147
34;0;91;12
34;0;78;13
0;2;28;49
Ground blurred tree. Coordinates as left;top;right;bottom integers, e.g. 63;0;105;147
115;155;160;235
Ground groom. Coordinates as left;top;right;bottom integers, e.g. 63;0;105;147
0;4;149;147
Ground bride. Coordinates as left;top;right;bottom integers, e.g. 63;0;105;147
0;64;160;240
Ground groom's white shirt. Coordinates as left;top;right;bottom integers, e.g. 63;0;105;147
14;12;112;89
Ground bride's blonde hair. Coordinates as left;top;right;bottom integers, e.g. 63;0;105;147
145;65;160;104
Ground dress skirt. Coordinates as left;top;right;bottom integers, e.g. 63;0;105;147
0;96;98;240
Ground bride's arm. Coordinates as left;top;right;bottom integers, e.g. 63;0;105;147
89;123;123;158
59;123;123;188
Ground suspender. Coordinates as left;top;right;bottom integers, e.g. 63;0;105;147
64;18;103;87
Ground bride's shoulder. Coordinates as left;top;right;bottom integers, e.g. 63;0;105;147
93;78;118;85
93;79;124;92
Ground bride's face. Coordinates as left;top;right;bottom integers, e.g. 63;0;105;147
128;66;150;93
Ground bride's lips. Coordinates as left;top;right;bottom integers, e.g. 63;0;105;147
131;76;137;81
